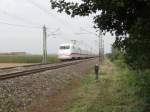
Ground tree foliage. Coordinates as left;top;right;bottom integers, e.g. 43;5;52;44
50;0;150;70
110;47;124;61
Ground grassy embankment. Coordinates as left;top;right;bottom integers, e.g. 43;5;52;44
64;59;147;112
0;55;59;63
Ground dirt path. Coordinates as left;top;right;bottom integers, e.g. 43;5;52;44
0;63;35;68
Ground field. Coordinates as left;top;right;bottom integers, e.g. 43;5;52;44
0;55;59;63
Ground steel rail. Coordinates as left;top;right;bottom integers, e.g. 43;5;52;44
0;58;95;81
0;58;93;70
0;62;59;70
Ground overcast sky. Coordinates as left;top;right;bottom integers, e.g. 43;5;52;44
0;0;115;54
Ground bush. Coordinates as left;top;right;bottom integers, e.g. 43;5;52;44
114;59;150;111
110;47;124;62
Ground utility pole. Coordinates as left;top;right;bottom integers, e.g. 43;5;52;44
99;31;100;64
98;30;102;64
102;39;105;61
98;30;104;64
43;25;47;63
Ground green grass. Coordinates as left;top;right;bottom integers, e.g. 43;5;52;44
65;74;99;112
65;59;145;112
0;55;60;63
113;60;150;111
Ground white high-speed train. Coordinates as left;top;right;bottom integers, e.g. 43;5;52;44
58;43;94;60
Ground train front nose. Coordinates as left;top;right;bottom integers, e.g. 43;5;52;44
58;50;72;60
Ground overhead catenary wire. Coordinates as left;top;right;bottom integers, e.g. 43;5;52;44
80;27;99;36
48;28;61;35
24;0;84;39
75;27;100;52
25;0;74;41
25;0;68;26
0;0;74;59
0;9;42;27
47;28;71;41
0;20;41;29
25;0;98;52
0;0;97;54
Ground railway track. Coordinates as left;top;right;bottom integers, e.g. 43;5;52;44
0;58;95;81
0;62;59;70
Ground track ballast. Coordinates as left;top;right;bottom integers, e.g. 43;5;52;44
0;58;95;80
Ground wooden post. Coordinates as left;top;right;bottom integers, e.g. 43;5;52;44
95;64;99;80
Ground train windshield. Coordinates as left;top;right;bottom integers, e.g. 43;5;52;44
60;45;70;50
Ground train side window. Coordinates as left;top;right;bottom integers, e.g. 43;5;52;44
66;46;70;49
60;46;70;50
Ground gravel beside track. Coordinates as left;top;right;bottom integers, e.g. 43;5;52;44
0;58;98;112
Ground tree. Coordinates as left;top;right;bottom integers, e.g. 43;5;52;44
50;0;150;70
